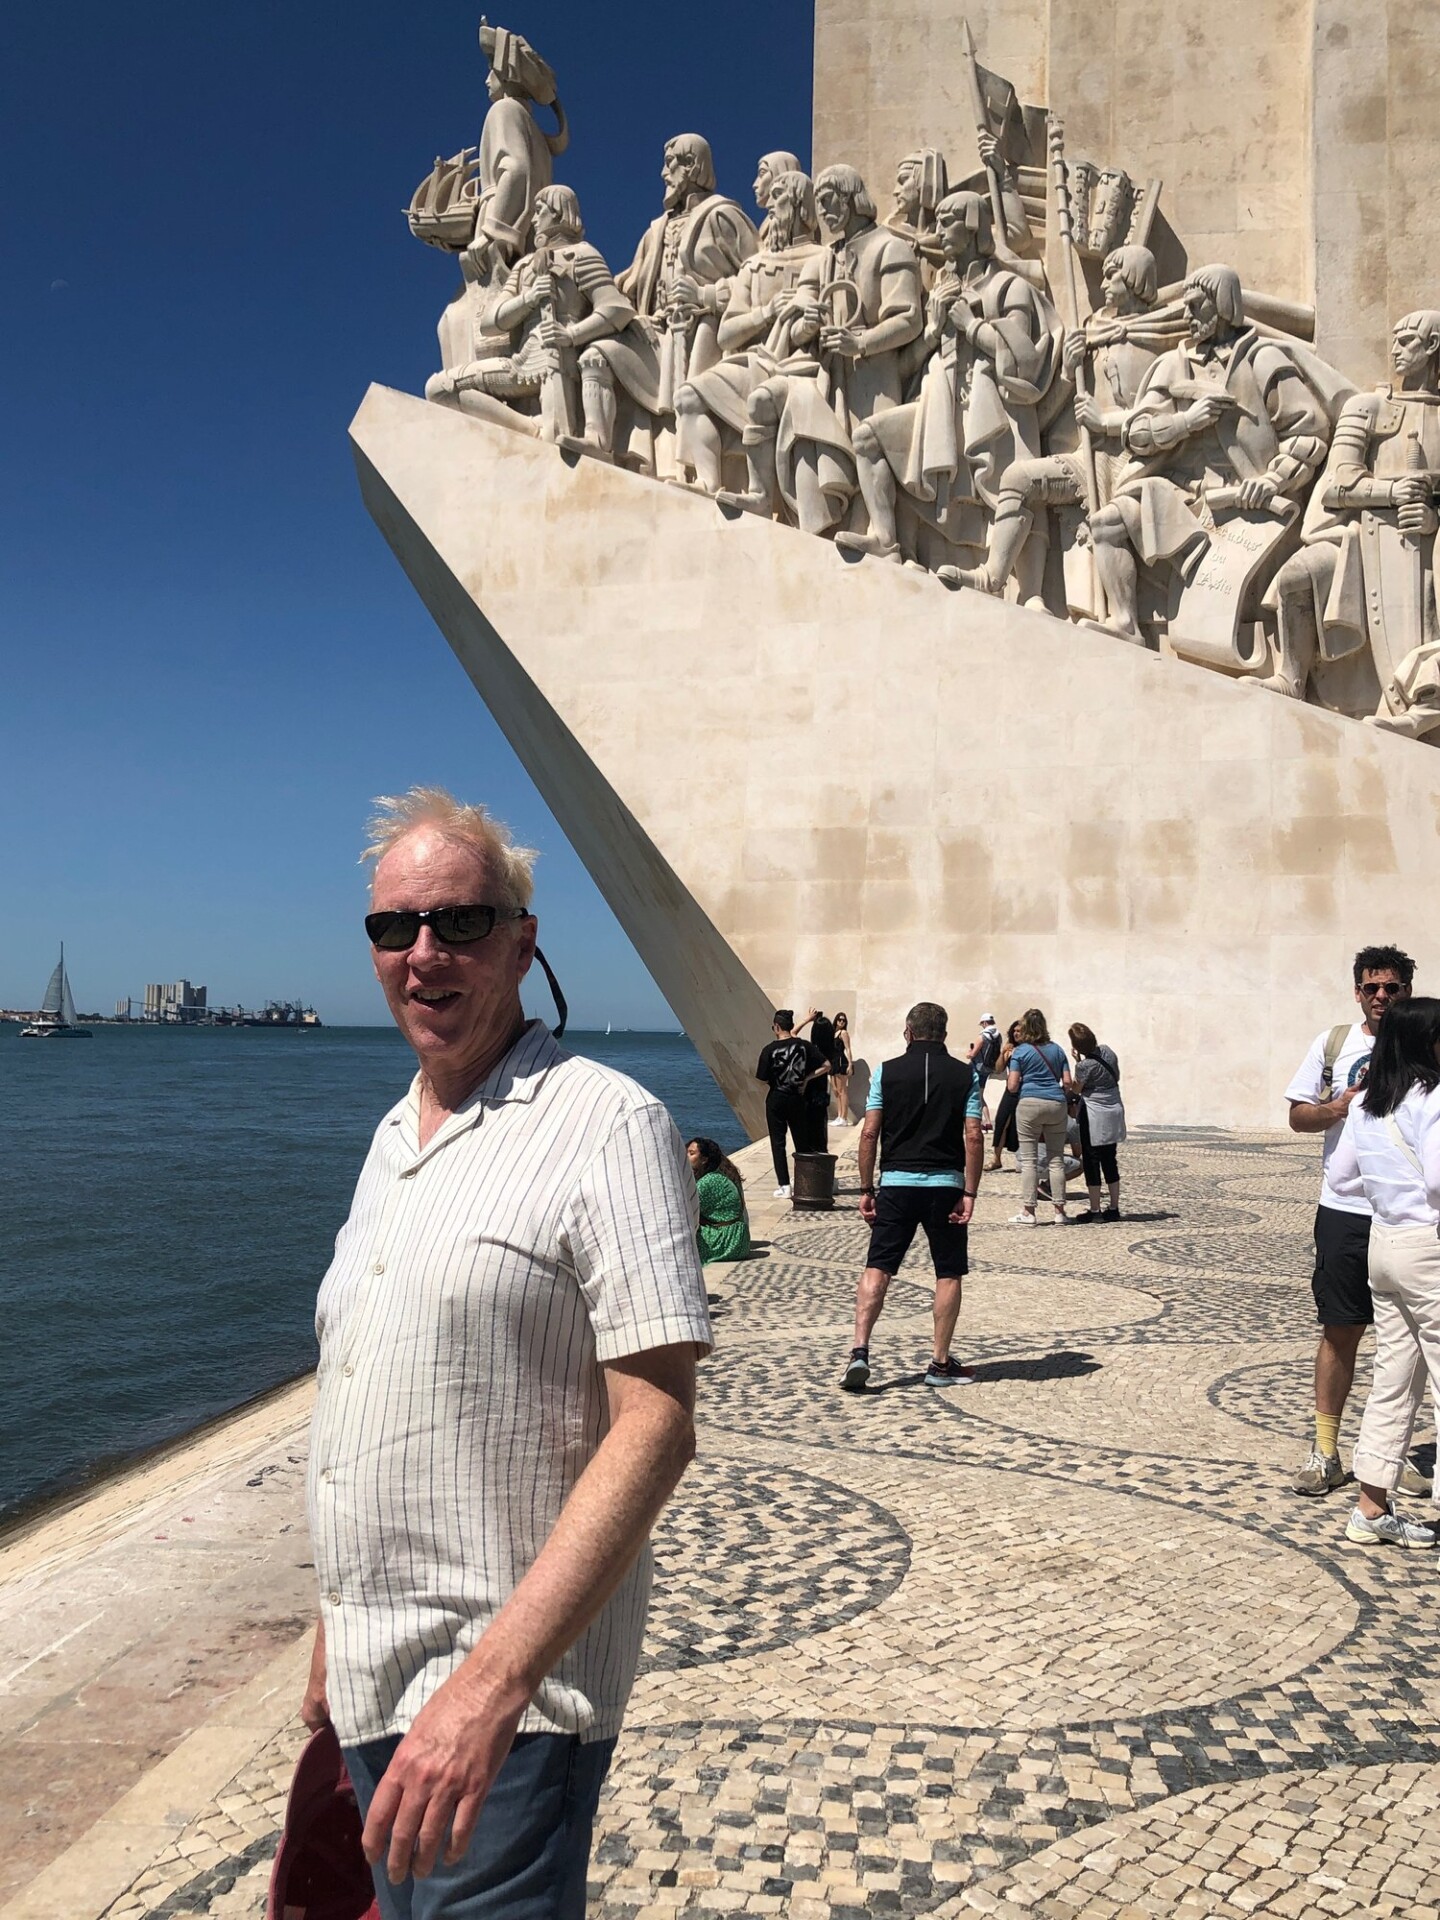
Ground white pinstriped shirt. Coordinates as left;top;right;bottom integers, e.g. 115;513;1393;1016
307;1021;712;1747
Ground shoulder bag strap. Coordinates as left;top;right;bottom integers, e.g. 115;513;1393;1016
1318;1023;1350;1103
1385;1111;1424;1177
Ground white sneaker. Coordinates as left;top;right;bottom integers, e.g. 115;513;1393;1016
773;1185;791;1200
1007;1211;1037;1227
829;1117;846;1128
1051;1211;1071;1226
1345;1501;1437;1548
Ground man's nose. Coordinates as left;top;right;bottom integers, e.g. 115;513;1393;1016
408;925;448;964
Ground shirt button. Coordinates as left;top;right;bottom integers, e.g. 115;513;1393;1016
342;1363;354;1377
328;1590;340;1605
373;1259;385;1275
321;1468;332;1483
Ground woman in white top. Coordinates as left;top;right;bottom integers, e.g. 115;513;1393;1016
1327;996;1440;1549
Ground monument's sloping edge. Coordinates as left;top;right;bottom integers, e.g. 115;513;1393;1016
350;383;1440;1129
350;391;776;1137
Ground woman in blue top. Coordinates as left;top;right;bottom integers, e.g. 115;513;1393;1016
1005;1007;1077;1225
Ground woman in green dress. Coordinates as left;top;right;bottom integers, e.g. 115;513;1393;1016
687;1137;751;1264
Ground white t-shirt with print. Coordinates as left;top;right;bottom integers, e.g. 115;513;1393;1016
1285;1021;1375;1216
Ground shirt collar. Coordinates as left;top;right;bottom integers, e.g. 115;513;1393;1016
392;1020;563;1159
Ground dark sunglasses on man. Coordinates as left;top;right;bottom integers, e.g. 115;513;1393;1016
364;902;568;1036
364;904;528;949
1357;979;1407;999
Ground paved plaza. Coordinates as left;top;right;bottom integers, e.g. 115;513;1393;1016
7;1129;1440;1919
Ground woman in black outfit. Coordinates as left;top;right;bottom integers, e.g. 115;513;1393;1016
986;1020;1023;1171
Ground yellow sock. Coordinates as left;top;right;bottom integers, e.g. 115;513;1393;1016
1315;1413;1341;1459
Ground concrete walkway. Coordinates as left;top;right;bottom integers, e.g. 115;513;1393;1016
6;1129;1440;1918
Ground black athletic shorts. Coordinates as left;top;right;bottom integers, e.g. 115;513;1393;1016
1311;1203;1373;1325
866;1185;969;1278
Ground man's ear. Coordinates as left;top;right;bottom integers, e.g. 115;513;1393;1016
514;916;538;978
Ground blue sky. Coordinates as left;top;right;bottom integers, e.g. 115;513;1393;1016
0;2;813;1026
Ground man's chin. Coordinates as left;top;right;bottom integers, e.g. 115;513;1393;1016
404;998;466;1043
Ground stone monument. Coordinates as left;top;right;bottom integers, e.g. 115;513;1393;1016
354;7;1440;1133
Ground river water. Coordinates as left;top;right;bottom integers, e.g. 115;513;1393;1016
0;1023;742;1523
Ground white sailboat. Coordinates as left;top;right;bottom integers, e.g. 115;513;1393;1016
20;945;91;1039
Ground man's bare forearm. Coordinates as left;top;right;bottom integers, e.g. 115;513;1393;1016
1290;1097;1351;1134
857;1123;880;1189
964;1118;983;1195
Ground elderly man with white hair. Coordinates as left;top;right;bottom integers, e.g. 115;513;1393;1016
300;788;711;1918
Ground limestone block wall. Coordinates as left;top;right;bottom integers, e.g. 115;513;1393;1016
813;0;1440;382
1312;1;1440;380
352;386;1440;1136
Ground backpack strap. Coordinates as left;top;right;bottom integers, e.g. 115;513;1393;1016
1385;1112;1424;1177
1317;1024;1351;1103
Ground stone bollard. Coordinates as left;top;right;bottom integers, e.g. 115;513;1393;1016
791;1151;837;1211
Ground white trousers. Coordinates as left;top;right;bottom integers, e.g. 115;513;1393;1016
1351;1220;1440;1498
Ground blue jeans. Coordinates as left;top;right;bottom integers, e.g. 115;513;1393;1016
342;1730;616;1920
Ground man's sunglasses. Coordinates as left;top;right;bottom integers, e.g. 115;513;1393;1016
364;904;530;951
1358;979;1407;997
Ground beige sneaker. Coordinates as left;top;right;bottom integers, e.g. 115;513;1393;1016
1399;1463;1434;1497
1293;1449;1346;1496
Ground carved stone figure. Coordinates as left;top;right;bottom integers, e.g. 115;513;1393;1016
1087;266;1333;644
885;149;949;280
412;19;570;380
427;187;661;466
397;16;1440;747
835;191;1063;577
674;171;823;495
715;166;924;536
1258;312;1440;739
940;245;1184;601
617;135;758;413
1077;167;1134;257
1371;637;1440;738
468;19;569;278
958;23;1040;260
753;151;803;248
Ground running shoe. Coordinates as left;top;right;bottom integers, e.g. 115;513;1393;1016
1050;1211;1071;1226
841;1349;870;1392
924;1356;976;1386
1292;1449;1346;1496
1345;1502;1437;1548
773;1185;791;1200
1006;1211;1037;1227
1400;1463;1434;1497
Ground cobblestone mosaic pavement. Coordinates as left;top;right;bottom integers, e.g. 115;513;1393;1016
75;1132;1440;1916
